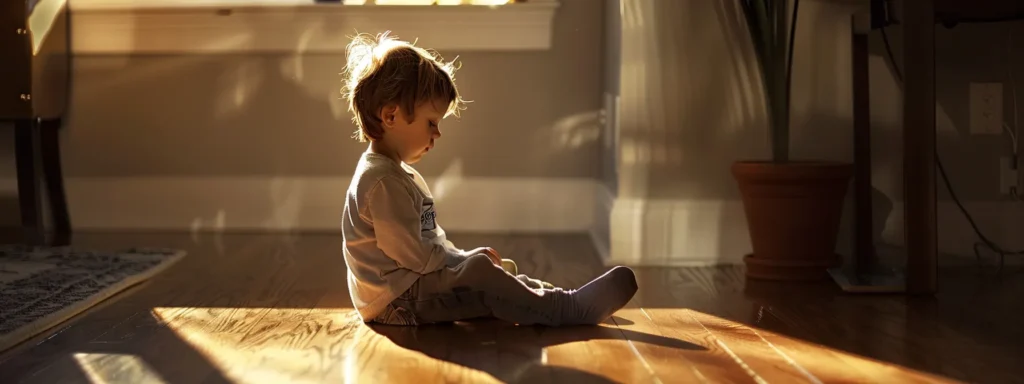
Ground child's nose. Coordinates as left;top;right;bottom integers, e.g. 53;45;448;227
432;127;442;139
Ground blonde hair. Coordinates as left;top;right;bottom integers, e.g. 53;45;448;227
341;32;466;142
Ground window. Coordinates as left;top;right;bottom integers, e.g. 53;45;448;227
343;1;514;5
71;0;559;54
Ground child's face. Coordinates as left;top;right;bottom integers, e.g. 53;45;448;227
380;100;445;164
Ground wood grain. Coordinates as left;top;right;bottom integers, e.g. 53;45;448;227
0;232;1010;383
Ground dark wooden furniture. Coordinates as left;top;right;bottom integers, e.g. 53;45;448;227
841;0;934;294
851;13;876;281
1;0;72;246
901;0;1024;295
899;0;1024;294
901;0;938;295
847;0;1024;295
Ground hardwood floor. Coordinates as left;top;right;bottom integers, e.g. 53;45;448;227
0;232;1019;383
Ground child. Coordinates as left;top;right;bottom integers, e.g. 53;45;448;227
339;32;638;327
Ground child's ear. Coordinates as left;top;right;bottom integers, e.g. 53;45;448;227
379;104;399;128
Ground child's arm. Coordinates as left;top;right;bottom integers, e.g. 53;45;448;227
441;240;470;267
445;245;502;267
367;176;448;274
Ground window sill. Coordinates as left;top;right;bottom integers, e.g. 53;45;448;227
70;0;560;54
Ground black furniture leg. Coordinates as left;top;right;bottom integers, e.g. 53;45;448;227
852;25;875;278
15;119;45;246
40;118;71;245
904;0;938;295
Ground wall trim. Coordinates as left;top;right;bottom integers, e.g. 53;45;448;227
53;176;595;233
588;181;614;263
11;175;1018;265
596;183;1024;267
607;192;752;267
70;0;560;54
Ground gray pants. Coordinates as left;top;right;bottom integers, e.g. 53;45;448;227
372;254;581;326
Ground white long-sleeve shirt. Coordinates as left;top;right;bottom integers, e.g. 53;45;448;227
341;151;466;321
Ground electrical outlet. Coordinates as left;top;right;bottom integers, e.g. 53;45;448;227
1001;156;1018;195
970;82;1003;135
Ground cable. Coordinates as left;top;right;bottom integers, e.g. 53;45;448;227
1004;123;1017;156
1009;30;1021;170
879;27;1024;272
1006;30;1022;199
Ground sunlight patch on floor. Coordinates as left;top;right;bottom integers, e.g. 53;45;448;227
149;307;501;383
615;308;958;383
74;353;168;384
117;307;960;384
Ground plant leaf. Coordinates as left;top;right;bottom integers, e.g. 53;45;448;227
740;0;801;162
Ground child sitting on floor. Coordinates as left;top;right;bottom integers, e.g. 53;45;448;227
339;32;638;326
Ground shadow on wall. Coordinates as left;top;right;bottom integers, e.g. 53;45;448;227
608;0;772;266
615;0;769;202
66;12;361;177
612;0;873;265
15;0;607;233
47;9;366;232
0;42;342;230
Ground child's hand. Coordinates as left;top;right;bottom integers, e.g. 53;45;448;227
465;247;502;266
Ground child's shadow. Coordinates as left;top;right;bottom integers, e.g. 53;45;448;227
369;316;704;383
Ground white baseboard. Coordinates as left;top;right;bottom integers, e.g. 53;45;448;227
592;183;1024;267
11;176;1019;265
54;176;596;233
607;193;751;267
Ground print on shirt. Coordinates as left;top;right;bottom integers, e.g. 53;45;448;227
420;198;437;231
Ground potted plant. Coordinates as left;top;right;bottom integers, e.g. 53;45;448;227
732;0;854;281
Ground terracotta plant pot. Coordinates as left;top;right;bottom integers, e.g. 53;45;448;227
731;161;854;281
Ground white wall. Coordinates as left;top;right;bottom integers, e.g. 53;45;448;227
2;0;1021;268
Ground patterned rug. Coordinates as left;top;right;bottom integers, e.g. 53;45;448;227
0;245;185;352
